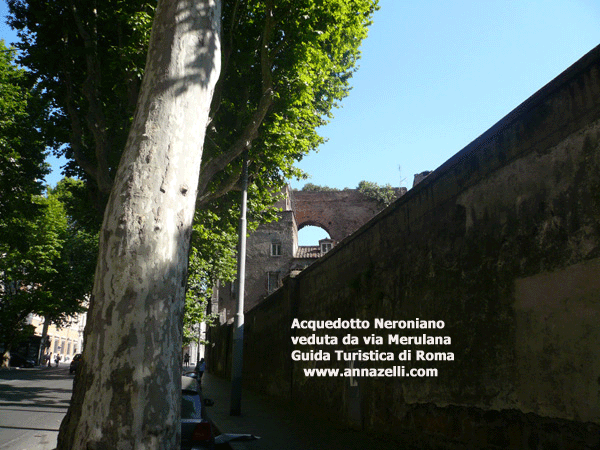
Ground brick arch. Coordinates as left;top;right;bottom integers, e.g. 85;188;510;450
297;220;332;237
290;190;382;242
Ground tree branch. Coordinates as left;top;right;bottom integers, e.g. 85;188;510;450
209;0;240;121
196;85;274;198
70;0;112;194
63;71;98;181
196;163;243;207
197;1;276;200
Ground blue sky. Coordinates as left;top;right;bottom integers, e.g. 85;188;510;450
2;1;600;244
289;0;600;191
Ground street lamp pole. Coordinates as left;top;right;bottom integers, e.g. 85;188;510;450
230;150;248;416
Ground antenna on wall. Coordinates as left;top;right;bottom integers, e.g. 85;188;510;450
398;165;407;187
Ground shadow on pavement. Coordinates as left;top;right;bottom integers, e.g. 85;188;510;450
0;366;72;410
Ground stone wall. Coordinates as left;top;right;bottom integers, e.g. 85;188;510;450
208;45;600;449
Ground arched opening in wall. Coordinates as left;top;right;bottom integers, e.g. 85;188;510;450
298;225;330;246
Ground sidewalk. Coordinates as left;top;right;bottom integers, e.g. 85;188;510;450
201;373;406;450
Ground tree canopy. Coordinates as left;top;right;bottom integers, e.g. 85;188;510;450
6;0;379;212
7;0;154;215
357;180;399;208
198;0;379;206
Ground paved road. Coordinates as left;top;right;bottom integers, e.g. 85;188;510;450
0;365;72;450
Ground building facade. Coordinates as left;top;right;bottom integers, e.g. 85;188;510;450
27;312;86;364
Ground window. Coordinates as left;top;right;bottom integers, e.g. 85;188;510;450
319;238;334;254
271;242;282;256
267;272;280;293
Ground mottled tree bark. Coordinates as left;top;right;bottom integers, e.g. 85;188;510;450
57;1;221;448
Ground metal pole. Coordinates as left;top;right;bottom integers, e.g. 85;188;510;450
230;151;248;416
197;323;201;364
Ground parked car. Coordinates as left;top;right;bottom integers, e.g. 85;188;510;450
181;375;215;449
70;353;82;374
9;353;35;368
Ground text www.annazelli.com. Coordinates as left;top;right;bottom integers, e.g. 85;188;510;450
303;366;438;378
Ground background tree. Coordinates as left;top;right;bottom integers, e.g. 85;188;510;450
44;179;98;317
0;38;48;366
356;180;399;208
301;183;341;192
300;180;401;208
0;39;48;249
183;209;237;349
34;182;98;363
0;183;96;367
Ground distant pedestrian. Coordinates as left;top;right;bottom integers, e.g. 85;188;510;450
47;352;52;367
55;354;61;367
184;352;190;367
195;358;206;381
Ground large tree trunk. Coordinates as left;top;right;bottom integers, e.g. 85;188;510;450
57;1;221;449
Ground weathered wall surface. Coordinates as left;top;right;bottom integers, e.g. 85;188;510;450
214;210;300;322
243;210;297;312
209;45;600;449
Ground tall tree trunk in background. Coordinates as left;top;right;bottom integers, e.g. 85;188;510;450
57;0;221;448
37;316;50;365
